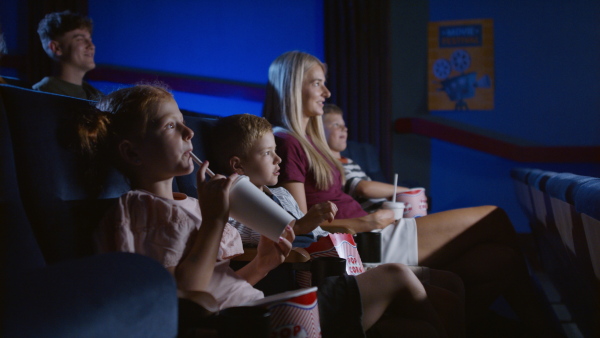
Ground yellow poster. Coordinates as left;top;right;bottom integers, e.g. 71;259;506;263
428;19;494;111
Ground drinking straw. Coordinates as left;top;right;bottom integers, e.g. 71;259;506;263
190;152;215;177
392;173;398;203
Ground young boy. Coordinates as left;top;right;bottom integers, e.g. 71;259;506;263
206;113;335;248
33;11;103;100
323;103;427;214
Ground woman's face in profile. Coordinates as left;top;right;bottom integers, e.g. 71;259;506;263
301;64;331;118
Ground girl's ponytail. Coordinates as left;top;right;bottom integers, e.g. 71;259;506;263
78;107;112;155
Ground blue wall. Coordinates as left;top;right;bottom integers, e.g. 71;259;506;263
88;0;324;116
429;0;600;146
2;1;597;232
0;0;20;53
425;0;600;231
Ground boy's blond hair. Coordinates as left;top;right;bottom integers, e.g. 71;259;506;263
323;103;343;116
207;114;273;175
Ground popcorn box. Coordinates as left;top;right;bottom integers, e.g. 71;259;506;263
297;234;365;288
395;188;428;218
244;287;321;338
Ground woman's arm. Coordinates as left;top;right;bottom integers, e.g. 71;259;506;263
281;179;394;233
326;209;396;233
276;135;393;234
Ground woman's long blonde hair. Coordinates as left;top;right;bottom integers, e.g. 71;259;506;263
263;51;344;190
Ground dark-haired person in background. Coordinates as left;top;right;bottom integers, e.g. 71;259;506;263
32;11;103;100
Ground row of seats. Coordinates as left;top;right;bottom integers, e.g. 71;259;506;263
0;83;290;336
510;167;600;337
1;83;385;335
0;84;180;337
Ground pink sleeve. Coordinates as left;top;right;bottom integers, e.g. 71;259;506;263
275;132;309;184
95;197;135;254
96;192;194;268
219;223;245;259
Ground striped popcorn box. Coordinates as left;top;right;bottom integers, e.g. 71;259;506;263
297;233;366;288
395;187;428;218
243;287;321;338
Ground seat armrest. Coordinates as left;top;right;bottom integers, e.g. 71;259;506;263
178;290;219;316
320;225;356;235
232;247;311;263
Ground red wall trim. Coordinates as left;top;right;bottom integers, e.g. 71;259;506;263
395;117;600;163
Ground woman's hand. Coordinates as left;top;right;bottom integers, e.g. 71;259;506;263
196;160;238;223
363;209;395;231
293;201;337;235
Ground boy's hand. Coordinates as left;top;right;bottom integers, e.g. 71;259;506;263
254;225;295;273
293;201;337;235
196;160;238;223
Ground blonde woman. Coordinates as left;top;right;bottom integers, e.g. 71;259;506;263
263;51;562;337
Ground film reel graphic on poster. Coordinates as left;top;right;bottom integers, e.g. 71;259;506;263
433;49;491;111
428;19;495;111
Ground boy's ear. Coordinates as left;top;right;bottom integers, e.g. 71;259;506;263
49;40;62;56
230;156;245;175
118;140;142;166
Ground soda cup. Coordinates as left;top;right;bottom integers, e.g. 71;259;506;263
229;175;295;242
381;201;405;220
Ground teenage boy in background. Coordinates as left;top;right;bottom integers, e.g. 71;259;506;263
33;10;103;100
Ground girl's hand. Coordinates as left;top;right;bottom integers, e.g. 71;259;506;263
234;226;295;286
293;201;337;235
255;225;295;273
196;160;238;223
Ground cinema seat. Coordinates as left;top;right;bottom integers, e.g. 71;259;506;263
0;85;131;263
1;84;320;334
511;167;600;337
0;84;178;337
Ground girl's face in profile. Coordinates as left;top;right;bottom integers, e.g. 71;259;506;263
301;64;330;119
135;98;195;180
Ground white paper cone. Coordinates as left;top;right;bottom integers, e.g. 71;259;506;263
229;175;295;242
